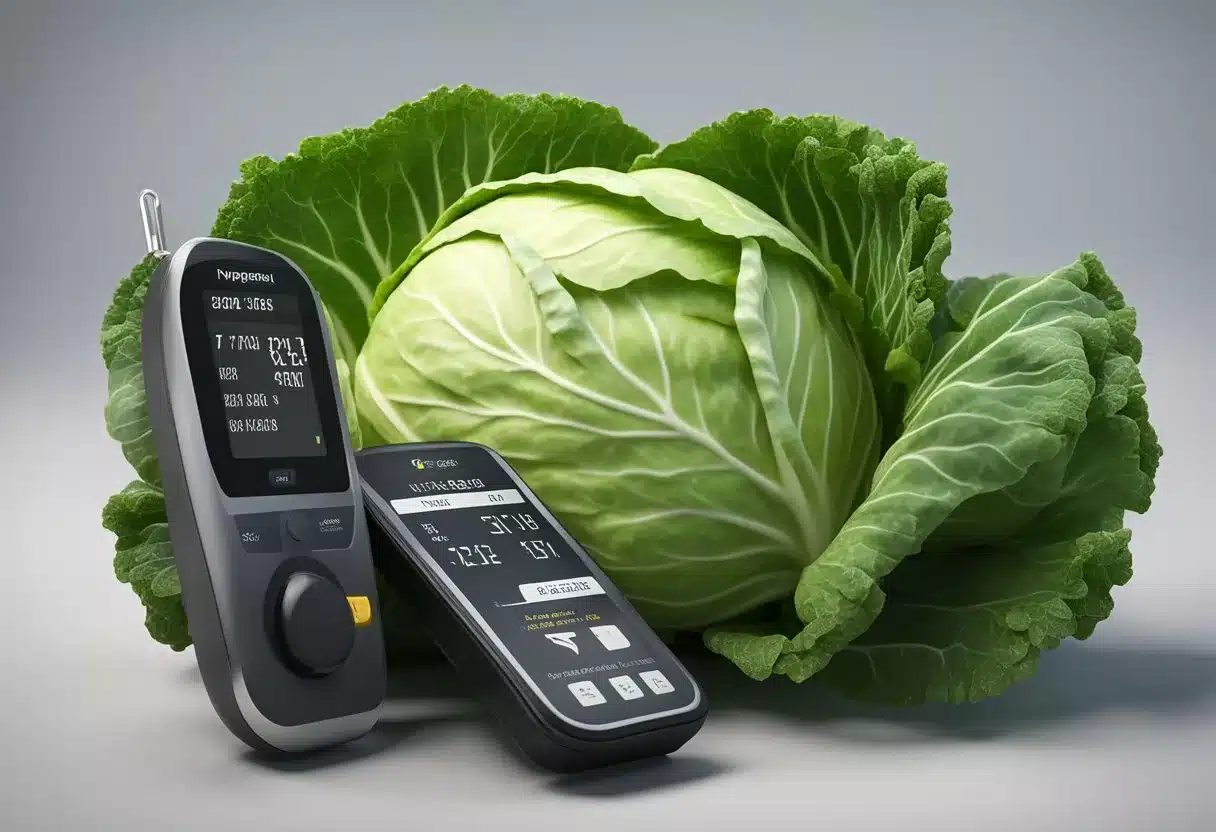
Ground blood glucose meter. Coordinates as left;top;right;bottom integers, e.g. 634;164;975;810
357;441;708;772
138;190;386;753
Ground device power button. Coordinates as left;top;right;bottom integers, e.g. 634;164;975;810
285;516;309;542
275;572;356;678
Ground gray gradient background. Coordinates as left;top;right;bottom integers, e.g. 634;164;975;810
2;0;1214;829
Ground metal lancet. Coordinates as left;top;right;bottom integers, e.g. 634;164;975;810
139;189;170;259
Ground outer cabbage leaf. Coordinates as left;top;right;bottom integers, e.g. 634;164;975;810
103;480;186;650
322;304;362;451
370;165;848;314
102;255;160;487
706;254;1159;704
358;167;879;628
219;85;657;359
820;528;1134;704
632;111;952;442
925;254;1159;550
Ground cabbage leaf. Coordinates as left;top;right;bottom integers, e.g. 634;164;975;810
706;255;1160;704
633;111;953;443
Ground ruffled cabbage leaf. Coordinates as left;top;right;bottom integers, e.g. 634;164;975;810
633;113;1157;705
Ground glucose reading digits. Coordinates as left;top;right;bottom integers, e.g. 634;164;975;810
449;544;502;567
203;290;327;460
267;335;309;368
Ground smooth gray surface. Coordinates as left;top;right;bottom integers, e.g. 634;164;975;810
2;1;1213;829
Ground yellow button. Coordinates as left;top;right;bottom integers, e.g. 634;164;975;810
346;596;372;627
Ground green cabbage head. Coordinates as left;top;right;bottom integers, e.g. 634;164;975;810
357;167;881;629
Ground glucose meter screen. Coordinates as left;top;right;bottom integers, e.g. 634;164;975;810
202;289;327;460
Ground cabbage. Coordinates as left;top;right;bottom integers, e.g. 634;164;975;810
100;86;1159;705
358;167;881;629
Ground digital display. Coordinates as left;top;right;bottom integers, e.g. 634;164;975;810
359;446;698;727
179;250;349;499
202;290;327;460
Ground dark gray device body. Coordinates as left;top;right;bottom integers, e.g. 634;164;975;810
141;237;385;753
358;442;708;773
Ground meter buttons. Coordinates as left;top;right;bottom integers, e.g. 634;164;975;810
589;625;630;651
346;595;373;627
285;515;310;542
639;670;675;695
269;468;296;488
235;513;281;553
567;680;607;707
608;675;645;701
242;508;354;554
274;571;356;678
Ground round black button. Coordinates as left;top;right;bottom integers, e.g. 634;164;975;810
285;516;308;542
274;572;355;677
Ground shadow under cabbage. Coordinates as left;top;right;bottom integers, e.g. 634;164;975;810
689;640;1216;742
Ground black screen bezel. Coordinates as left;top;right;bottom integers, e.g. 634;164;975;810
179;244;349;498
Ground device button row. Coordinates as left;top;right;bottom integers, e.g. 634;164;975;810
235;513;282;554
236;507;355;554
567;671;675;708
